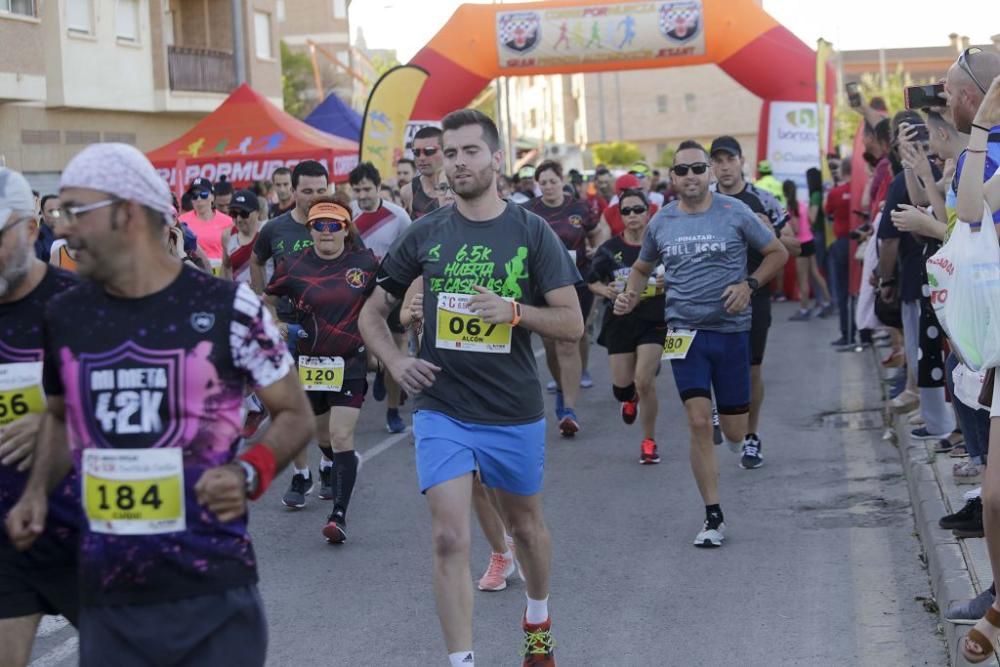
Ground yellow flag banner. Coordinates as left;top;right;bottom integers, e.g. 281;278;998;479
816;38;834;247
359;65;429;179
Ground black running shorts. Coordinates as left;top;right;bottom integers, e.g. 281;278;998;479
598;315;667;355
749;291;772;366
0;539;79;624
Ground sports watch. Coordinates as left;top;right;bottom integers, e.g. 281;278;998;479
237;460;259;497
745;277;759;293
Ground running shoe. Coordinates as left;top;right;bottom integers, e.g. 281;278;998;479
546;379;558;394
817;303;836;318
945;588;995;625
558;410;579;437
789;309;811;321
282;473;314;509
522;615;556;666
693;517;725;548
639;439;660;465
318;464;334;500
554;390;565;420
373;369;387;401
712;408;722;446
740;434;763;469
322;511;347;544
911;426;949;441
477;552;516;592
580;370;593;388
620;397;639;425
386;409;406;434
940;497;982;531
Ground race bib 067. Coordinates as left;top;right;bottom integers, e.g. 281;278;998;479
435;292;512;354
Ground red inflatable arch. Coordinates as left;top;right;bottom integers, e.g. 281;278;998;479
409;0;834;175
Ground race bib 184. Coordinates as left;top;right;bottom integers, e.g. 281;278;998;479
435;292;512;354
0;362;45;427
83;448;185;535
298;356;345;392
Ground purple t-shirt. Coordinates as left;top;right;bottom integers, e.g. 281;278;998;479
43;265;292;605
0;267;80;550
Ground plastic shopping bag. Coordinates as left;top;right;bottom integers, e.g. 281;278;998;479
929;205;1000;371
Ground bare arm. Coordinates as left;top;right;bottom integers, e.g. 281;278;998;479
221;229;233;281
400;183;413;217
779;222;801;258
246;373;314;470
361;287;441;395
959;76;1000;225
511;284;584;342
751;237;789;285
613;258;656;316
250;254;267;295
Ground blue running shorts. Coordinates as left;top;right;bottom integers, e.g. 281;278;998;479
670;330;751;415
413;410;546;496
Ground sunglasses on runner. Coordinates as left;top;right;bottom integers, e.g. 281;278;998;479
310;220;346;233
959;47;988;95
672;163;709;176
193;191;211;199
620;206;647;216
228;209;252;219
412;147;439;157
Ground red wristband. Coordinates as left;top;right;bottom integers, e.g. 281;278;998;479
238;443;277;500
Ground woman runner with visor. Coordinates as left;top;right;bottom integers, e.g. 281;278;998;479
265;196;377;543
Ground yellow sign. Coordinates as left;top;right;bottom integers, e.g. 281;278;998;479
298;356;345;392
83;448;185;535
0;362;45;427
661;329;697;360
435;292;512;354
360;65;429;180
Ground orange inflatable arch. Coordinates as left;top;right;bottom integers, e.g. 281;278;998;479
409;0;834;167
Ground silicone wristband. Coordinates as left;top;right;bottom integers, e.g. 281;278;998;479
238;443;277;500
510;301;522;327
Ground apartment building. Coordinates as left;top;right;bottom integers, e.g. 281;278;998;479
276;0;356;110
0;0;282;190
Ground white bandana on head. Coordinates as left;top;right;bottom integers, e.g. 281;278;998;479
60;143;173;220
0;168;36;232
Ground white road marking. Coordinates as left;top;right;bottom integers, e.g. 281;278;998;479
29;636;77;667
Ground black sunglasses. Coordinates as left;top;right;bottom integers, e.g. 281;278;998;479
672;163;709;176
229;209;252;219
412;147;439;157
194;191;211;199
959;47;988;95
620;206;647;216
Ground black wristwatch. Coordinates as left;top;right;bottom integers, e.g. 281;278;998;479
745;277;759;293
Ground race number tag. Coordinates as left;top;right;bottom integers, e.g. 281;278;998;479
83;448;185;535
0;362;45;427
298;356;345;392
436;293;512;354
662;329;698;361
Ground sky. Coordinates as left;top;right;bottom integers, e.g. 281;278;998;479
350;0;998;62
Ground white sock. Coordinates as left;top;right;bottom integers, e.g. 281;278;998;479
500;549;513;560
965;487;982;501
723;437;742;449
293;465;310;478
504;533;514;548
319;457;333;470
525;595;549;624
448;651;474;666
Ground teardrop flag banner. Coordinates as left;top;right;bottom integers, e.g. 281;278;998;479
359;65;429;180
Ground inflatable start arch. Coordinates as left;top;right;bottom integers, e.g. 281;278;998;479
408;0;834;183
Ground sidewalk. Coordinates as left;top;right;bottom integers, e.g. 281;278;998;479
886;355;992;665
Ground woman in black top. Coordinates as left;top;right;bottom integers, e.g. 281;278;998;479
587;189;666;465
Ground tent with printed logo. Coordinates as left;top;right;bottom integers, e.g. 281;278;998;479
147;84;359;193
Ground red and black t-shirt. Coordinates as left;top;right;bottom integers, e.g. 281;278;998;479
524;197;597;271
266;247;377;376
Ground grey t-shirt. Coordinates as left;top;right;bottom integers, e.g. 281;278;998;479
252;211;314;263
639;193;776;333
380;201;580;425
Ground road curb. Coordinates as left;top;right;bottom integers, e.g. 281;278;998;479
880;354;979;665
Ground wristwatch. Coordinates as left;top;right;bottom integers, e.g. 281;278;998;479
237;460;259;497
745;277;759;293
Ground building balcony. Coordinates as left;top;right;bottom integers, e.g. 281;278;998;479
167;45;234;94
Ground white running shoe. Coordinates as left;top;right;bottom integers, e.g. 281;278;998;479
694;520;725;548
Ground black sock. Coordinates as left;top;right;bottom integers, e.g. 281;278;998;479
991;582;996;597
612;383;636;403
318;445;335;462
333;451;359;517
706;504;723;523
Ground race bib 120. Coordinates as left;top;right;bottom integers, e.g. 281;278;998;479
298;356;345;392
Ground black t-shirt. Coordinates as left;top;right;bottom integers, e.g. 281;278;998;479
268;201;294;219
523;197;598;271
877;170;939;302
587;236;665;322
0;267;80;550
42;266;292;605
253;211;313;264
266;247;378;378
727;186;774;277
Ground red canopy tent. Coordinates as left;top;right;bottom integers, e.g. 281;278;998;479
147;84;359;192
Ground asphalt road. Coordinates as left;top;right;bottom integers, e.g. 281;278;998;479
30;302;948;666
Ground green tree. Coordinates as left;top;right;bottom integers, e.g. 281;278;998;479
834;68;933;151
655;146;676;168
592;141;643;167
281;41;313;118
370;53;401;79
